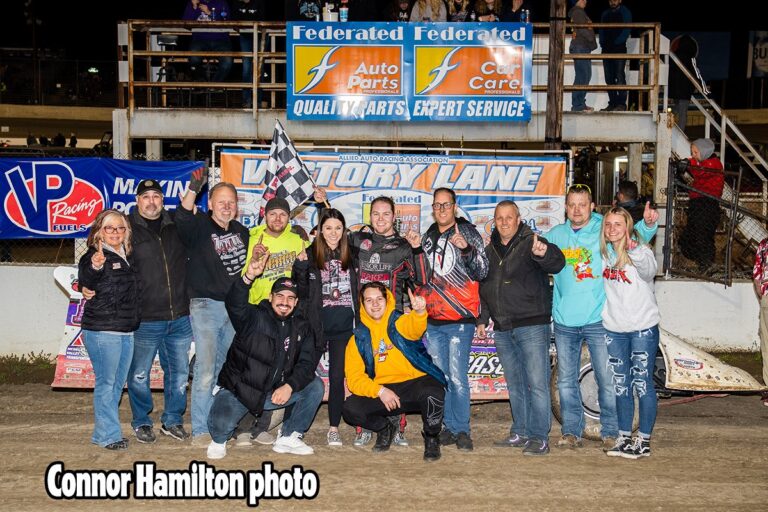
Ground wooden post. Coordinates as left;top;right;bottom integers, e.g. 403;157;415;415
545;0;567;151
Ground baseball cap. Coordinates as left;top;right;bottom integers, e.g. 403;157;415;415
136;179;163;196
265;197;290;214
271;276;298;295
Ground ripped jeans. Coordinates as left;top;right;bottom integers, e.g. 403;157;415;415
425;322;474;434
127;317;192;430
606;325;660;436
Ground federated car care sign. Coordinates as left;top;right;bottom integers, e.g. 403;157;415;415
287;22;532;122
0;158;206;238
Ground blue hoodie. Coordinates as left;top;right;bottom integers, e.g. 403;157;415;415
547;212;657;327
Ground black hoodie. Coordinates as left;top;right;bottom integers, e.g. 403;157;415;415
479;223;565;330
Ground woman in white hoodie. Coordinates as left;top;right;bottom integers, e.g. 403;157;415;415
600;207;660;459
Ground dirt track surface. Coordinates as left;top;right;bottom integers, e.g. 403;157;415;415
1;384;766;512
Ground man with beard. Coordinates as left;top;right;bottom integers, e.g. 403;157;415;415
206;257;324;459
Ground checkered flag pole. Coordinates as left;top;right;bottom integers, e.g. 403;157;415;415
259;120;318;222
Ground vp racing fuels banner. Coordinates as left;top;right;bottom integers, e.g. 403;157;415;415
287;22;533;122
0;158;206;239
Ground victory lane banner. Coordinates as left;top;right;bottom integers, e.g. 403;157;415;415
222;148;565;399
0;158;207;239
287;22;532;122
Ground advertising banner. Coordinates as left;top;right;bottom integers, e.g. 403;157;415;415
221;148;566;399
0;158;206;239
287;22;532;122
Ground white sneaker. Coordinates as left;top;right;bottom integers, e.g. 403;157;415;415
353;428;372;446
207;440;227;459
327;429;343;447
254;431;275;445
273;432;314;455
393;431;409;447
234;433;253;447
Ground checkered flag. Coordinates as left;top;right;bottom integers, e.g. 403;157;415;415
259;120;317;222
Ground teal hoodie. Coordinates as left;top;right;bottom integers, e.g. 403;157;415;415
547;212;657;327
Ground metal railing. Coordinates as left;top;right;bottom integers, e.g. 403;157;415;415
121;20;662;115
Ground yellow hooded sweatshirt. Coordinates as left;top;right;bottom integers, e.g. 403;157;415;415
243;223;307;304
345;288;428;398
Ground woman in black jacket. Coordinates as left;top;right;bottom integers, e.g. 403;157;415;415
292;208;358;447
78;209;140;450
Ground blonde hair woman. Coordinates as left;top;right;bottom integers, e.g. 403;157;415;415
448;0;470;21
78;209;140;450
600;207;660;459
410;0;448;21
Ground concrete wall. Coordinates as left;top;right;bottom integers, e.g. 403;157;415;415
0;266;70;356
0;267;759;355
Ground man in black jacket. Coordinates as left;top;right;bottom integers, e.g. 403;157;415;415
206;251;324;460
126;179;193;444
477;200;565;456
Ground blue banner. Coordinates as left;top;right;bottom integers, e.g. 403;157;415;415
0;158;206;239
287;22;532;122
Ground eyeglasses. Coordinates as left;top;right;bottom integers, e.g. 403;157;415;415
567;183;592;196
432;202;455;211
103;226;127;234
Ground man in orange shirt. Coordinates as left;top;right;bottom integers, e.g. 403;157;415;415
342;282;446;461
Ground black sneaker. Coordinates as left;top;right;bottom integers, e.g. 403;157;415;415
161;424;190;441
105;438;129;451
372;420;396;453
134;425;156;444
493;433;528;448
439;429;457;446
422;431;441;462
522;439;550;456
621;437;651;459
456;432;474;452
606;435;633;458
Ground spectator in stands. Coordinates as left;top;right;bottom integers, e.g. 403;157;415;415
183;0;233;83
290;0;321;20
669;34;708;131
679;138;725;273
410;0;447;21
78;209;140;450
175;170;250;447
69;133;78;148
26;133;37;146
390;0;414;21
568;0;597;112
475;0;501;21
447;0;469;21
501;0;533;22
232;0;264;108
615;180;645;223
53;132;66;147
599;0;632;111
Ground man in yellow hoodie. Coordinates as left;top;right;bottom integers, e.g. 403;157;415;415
343;282;446;461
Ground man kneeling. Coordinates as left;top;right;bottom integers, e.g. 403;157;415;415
206;249;323;459
343;282;446;461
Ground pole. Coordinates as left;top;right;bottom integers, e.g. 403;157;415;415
545;0;567;151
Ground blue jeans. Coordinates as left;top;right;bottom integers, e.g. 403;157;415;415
425;322;473;434
127;317;192;429
494;324;552;441
570;43;593;110
603;54;627;108
606;326;660;436
82;330;134;447
208;378;325;444
554;321;618;439
189;298;236;436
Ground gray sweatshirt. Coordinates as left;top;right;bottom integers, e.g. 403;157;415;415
601;245;660;332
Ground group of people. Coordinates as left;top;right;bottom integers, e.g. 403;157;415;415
77;164;663;462
568;0;632;112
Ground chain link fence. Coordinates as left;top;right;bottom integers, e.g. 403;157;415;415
664;158;768;285
0;151;195;266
